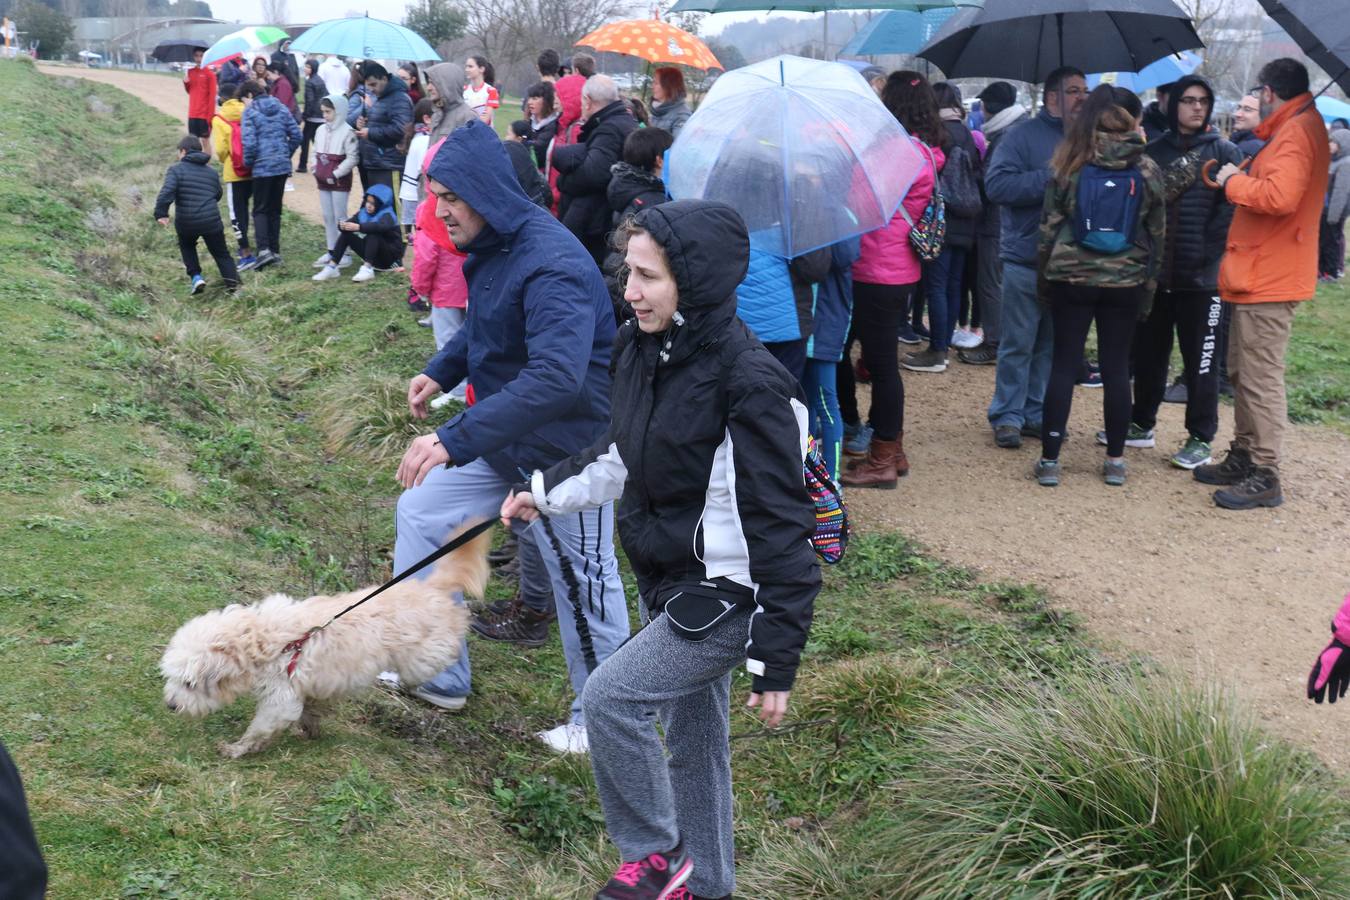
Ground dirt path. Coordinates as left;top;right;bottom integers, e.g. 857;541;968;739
40;64;1350;760
40;63;326;227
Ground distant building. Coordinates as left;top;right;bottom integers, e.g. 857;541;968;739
71;17;309;66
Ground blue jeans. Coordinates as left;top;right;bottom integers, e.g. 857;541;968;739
987;262;1053;429
803;358;842;480
394;458;630;724
925;245;968;352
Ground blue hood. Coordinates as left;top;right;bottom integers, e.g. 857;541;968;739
358;182;397;227
426;119;537;246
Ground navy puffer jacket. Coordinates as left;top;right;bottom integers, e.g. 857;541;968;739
153;151;224;233
359;76;413;172
242;95;302;179
422;120;615;481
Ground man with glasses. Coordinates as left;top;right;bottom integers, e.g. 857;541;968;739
985;66;1088;449
1231;92;1265;159
1199;58;1328;509
1118;75;1241;473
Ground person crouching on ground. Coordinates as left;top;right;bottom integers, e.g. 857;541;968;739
502;200;820;900
313;183;404;284
311;92;358;271
1033;86;1165;488
155;135;240;295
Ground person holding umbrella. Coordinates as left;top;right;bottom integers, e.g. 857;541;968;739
650;66;693;137
1200;58;1329;509
183;46;216;153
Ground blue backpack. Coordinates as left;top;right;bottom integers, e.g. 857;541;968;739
1073;164;1143;254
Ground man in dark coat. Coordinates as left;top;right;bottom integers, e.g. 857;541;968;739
1142;81;1174;142
354;61;413;204
154;136;240;292
1126;74;1242;470
553;75;637;264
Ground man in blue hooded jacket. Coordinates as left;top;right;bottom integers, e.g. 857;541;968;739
392;120;630;755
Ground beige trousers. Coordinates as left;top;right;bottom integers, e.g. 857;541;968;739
1227;300;1298;469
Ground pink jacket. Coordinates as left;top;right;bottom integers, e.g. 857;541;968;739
412;227;467;308
852;139;944;286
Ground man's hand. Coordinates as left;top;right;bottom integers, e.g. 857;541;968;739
747;690;790;728
355;128;369;140
1215;162;1242;187
156;217;170;226
500;489;539;525
407;373;443;419
396;433;450;489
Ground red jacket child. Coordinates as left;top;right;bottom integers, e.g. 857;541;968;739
184;65;217;123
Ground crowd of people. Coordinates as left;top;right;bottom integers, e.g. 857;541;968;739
146;41;1336;898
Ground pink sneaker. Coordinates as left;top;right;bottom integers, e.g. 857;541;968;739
595;843;692;899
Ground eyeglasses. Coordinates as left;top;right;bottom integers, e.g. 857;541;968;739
1177;96;1212;108
1247;85;1268;97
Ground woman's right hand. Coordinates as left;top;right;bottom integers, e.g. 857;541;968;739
500;489;539;525
407;373;443;419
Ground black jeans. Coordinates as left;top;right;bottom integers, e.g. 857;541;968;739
227;180;252;253
1130;288;1222;442
331;231;404;270
1319;217;1346;276
250;174;287;255
298;120;320;171
177;228;240;285
838;281;913;441
1042;282;1144;460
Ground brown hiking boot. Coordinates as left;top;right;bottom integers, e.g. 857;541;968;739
471;595;555;647
1193;442;1253;486
1214;466;1283;510
895;431;910;477
841;439;899;490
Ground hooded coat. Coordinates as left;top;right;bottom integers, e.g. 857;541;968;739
242;94;302;179
807;237;862;363
607;162;667;225
313;92;359;189
154;150;224;233
422;120;615;481
211;98;249;183
358;75;413;172
531;199;820;693
977;105;1028;238
1144;75;1242;291
426;63;476;142
554;99;639;239
650;96;692;136
343;182;403;263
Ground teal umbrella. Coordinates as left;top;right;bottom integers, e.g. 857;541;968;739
839;8;962;57
288;15;440;62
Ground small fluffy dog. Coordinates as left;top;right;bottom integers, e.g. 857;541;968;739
161;527;490;758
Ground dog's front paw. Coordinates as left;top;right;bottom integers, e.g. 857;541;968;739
294;719;321;740
219;740;256;759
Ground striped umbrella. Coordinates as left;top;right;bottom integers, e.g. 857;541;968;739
203;26;290;66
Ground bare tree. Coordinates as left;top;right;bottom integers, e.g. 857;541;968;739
458;0;635;91
261;0;290;26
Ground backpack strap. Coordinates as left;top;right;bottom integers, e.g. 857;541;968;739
897;139;939;228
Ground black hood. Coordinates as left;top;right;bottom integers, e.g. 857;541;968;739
632;199;749;364
1166;75;1216;140
183;150;211;166
607;162;665;213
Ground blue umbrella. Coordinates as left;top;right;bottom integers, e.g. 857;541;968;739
288;15;440;62
840;8;962;57
1087;50;1202;92
667;55;925;258
1315;95;1350;124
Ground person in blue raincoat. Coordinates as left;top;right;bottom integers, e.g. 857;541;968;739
804;237;862;479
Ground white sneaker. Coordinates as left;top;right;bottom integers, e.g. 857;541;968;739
430;392;457;410
313;253;333;268
951;328;983;350
376;671;401;689
284;181;295;192
311;264;340;282
351;264;376;283
335;254;353;269
536;722;589;755
410;685;467;711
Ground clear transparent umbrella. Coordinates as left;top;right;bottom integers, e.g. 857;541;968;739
666;55;924;258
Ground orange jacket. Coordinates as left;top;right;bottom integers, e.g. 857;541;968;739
1219;93;1329;303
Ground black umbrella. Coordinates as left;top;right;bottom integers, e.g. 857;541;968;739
918;0;1203;83
151;39;209;64
1259;0;1350;93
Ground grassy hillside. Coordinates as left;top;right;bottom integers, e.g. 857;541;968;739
2;57;1348;898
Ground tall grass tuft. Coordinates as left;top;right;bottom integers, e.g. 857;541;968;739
868;672;1350;898
145;313;273;401
315;371;427;465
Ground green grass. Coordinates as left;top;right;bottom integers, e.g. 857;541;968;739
1289;274;1350;433
3;55;1348;897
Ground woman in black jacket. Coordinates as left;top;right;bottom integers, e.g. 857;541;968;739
297;59;325;174
502;200;819;900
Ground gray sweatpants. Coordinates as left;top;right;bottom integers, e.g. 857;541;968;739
582;606;749;898
318;189;349;255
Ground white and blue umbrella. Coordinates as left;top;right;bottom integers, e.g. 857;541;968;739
1087;50;1202;92
667;55;924;258
288;15;440;62
839;7;962;57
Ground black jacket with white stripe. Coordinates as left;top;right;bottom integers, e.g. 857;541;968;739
531;200;820;692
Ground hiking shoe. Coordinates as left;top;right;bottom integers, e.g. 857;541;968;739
951;327;983;349
352;264;376;283
897;324;923;345
994;424;1022;449
489;534;519;567
253;249;279;270
1034;458;1061;487
311;264;340;282
190;274;205;295
471;597;554;647
1020;422;1042;440
1214;466;1283;510
1170;437;1213;470
1076;362;1102;388
901;348;948;373
536;722;589;755
1095;423;1155;449
1194;442;1253;485
1163;378;1188;404
409;685;467;711
958;343;998;365
595;843;693;900
1102;458;1127;486
237;254;258;271
843;422;873;457
313;252;334;268
494;554;520;585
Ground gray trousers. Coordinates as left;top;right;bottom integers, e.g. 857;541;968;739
318;189;349;255
394;458;629;723
582;606;748;898
975;232;1003;345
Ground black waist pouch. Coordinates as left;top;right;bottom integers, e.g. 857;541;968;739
657;578;754;642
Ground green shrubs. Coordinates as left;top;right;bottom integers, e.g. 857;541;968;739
868;672;1350;898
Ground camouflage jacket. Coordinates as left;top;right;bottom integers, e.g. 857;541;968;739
1038;130;1166;291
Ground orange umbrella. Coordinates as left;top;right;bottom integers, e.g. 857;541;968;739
576;18;723;71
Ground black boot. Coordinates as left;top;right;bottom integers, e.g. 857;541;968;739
1193;442;1253;485
488;533;518;567
1214;466;1283;510
470;595;555;647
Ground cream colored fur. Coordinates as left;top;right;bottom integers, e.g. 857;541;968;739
161;527;490;758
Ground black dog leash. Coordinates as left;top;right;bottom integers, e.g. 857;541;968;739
282;518;497;677
535;510;599;674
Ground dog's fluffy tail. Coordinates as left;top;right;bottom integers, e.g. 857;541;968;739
423;520;492;600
